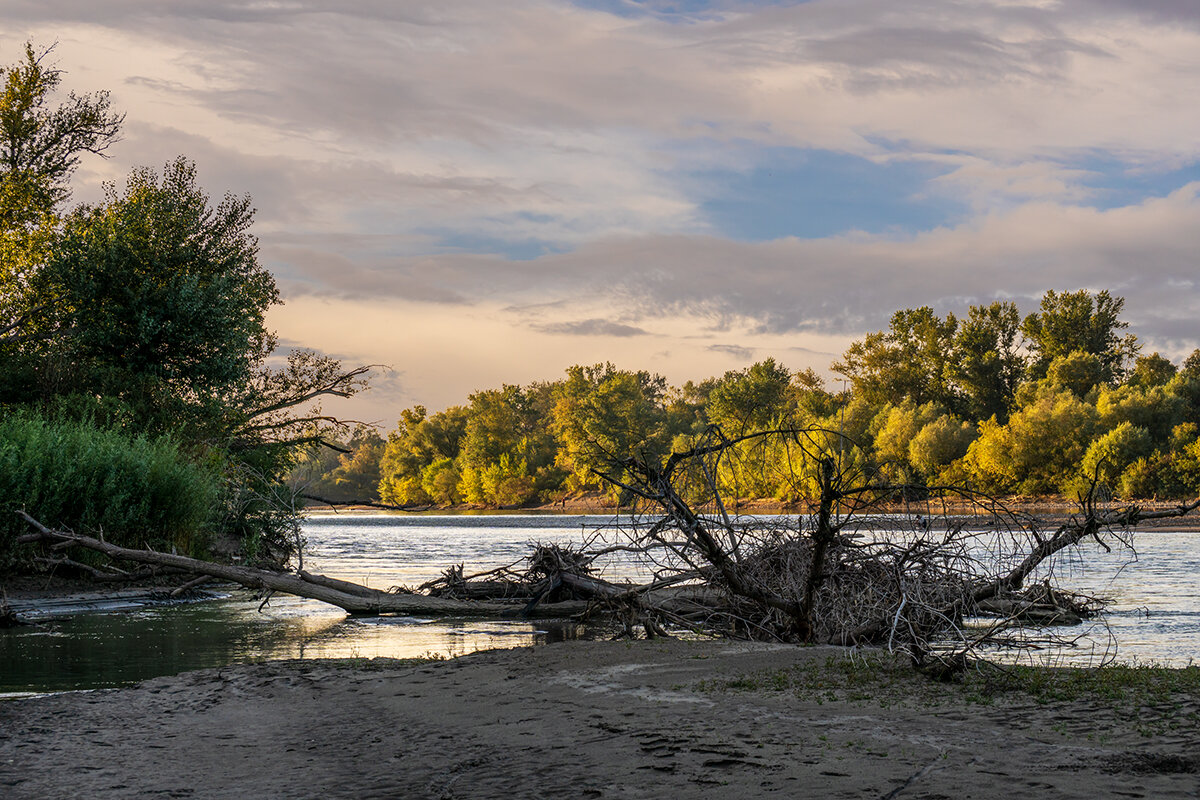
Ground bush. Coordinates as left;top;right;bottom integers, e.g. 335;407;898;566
0;413;219;567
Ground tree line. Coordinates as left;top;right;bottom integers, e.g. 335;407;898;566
299;290;1200;507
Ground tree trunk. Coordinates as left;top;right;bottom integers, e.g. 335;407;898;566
15;512;586;619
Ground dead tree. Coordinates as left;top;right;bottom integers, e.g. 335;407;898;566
13;511;590;619
597;426;1200;671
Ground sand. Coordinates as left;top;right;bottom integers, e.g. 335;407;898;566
1;640;1197;799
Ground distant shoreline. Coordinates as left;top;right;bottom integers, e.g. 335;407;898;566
301;493;1200;531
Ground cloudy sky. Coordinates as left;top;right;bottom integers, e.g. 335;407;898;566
5;0;1199;422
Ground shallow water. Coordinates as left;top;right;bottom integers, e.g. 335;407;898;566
2;514;1197;694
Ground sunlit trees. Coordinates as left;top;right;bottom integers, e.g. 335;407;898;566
1129;352;1178;388
965;388;1099;494
457;384;556;506
946;301;1023;421
293;425;384;502
1079;422;1153;491
908;414;976;483
833;306;959;410
1022;289;1139;384
378;405;467;505
551;363;669;494
0;42;122;328
707;358;794;433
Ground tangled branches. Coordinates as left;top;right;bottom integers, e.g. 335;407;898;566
595;426;1200;674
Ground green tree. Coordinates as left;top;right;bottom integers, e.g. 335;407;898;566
965;387;1099;494
1078;421;1153;493
946;301;1024;421
707;358;794;433
1;42;121;387
0;43;122;214
421;457;462;505
552;363;668;492
1094;383;1185;443
872;401;945;475
1182;349;1200;378
456;384;559;505
1021;289;1139;384
290;425;384;503
28;158;278;435
833;306;959;410
908;414;976;483
1043;351;1105;399
1128;352;1177;388
378;405;467;506
0;45;368;560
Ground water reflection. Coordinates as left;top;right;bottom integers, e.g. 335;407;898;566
0;592;593;694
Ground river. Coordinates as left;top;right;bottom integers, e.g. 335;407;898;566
2;513;1198;695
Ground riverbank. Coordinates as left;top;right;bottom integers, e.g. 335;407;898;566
1;640;1196;799
305;492;1200;532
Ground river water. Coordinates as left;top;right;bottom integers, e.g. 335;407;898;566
2;514;1198;695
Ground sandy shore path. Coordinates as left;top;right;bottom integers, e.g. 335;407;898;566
1;640;1197;799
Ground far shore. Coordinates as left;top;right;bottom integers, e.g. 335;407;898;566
2;640;1197;799
302;491;1200;531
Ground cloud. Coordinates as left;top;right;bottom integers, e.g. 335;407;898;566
261;184;1199;340
4;1;1200;408
530;318;652;337
707;343;755;360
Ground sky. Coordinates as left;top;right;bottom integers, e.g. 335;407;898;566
4;0;1200;424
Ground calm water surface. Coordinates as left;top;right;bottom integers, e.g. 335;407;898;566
1;514;1197;694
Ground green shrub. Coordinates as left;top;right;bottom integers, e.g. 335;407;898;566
0;413;220;567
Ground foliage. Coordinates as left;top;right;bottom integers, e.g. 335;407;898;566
0;413;218;567
907;414;976;483
1078;422;1153;492
551;363;670;494
291;425;384;502
360;289;1196;508
421;457;461;505
945;301;1023;421
965;387;1099;494
0;45;368;561
1022;289;1139;384
27;158;279;436
832;306;959;410
1129;352;1177;388
707;358;794;433
873;401;945;480
0;43;123;212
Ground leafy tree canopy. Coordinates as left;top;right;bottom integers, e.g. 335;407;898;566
1022;289;1139;385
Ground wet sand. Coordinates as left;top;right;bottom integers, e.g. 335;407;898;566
1;640;1197;799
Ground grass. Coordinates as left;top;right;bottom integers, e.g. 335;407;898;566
697;650;1200;734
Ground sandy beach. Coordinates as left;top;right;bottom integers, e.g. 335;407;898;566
1;639;1197;799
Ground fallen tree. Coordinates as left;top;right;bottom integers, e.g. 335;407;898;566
13;511;592;619
591;426;1200;672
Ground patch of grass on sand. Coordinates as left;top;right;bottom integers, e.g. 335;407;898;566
698;650;1200;729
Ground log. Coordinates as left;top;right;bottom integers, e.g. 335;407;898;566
15;512;585;619
974;598;1082;626
429;579;533;601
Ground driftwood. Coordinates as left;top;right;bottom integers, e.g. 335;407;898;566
593;425;1200;668
14;511;588;619
974;598;1081;626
